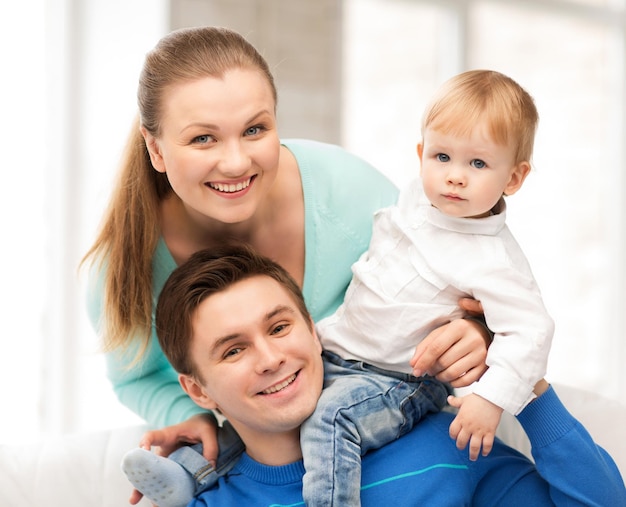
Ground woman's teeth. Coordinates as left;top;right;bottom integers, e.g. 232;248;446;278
208;178;251;193
262;374;296;394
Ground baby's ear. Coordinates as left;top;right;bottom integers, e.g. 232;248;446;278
416;143;425;175
179;374;218;410
416;142;424;162
504;161;531;196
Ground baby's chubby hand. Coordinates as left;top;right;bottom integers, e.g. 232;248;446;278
447;393;503;461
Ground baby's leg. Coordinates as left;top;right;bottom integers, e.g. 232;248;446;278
301;353;450;506
122;448;195;507
122;420;244;506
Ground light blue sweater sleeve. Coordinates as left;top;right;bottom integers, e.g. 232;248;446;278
86;139;398;427
86;239;207;428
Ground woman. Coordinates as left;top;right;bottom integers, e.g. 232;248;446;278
82;26;489;485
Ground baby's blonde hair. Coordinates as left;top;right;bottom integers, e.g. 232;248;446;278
421;70;538;164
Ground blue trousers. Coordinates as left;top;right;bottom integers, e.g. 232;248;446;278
300;350;451;507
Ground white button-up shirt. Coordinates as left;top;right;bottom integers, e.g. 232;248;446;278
318;179;554;415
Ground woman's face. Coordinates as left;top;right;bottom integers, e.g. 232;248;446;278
144;68;281;226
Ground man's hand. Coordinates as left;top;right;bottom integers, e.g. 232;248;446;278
410;318;489;387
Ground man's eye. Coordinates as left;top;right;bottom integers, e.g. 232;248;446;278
471;159;486;169
224;347;243;359
436;153;450;162
270;323;289;335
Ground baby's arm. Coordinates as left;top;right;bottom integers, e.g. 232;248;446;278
447;393;503;461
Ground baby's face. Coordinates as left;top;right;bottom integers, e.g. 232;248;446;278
418;122;522;218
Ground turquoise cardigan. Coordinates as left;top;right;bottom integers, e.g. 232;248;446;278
86;139;399;427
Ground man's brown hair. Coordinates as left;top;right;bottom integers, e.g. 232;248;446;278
156;244;311;380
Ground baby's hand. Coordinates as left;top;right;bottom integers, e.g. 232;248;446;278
447;393;503;461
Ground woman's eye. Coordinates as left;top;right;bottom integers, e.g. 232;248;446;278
471;159;486;169
244;125;265;137
192;134;211;144
436;153;450;162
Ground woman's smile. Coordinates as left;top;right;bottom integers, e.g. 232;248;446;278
206;175;256;197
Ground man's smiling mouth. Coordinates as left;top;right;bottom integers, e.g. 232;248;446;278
261;373;297;394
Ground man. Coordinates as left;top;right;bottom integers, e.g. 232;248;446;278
127;245;625;506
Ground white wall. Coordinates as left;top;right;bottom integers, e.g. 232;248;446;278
0;0;168;443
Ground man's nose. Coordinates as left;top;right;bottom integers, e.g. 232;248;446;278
254;338;286;374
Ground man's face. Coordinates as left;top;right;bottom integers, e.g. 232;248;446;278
182;275;324;460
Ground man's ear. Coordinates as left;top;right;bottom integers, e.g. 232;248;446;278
141;126;166;173
179;374;218;411
309;317;323;355
504;161;531;196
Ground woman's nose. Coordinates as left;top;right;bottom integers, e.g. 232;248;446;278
218;141;251;175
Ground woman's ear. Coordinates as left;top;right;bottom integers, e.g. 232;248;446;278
179;374;218;411
504;161;531;196
141;126;166;173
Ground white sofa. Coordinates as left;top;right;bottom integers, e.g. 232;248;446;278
1;383;624;507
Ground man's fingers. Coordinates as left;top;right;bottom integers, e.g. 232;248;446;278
129;489;144;505
411;327;448;375
447;366;487;388
459;297;484;315
201;435;220;463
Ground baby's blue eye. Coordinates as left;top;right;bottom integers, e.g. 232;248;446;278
471;159;486;169
437;153;450;162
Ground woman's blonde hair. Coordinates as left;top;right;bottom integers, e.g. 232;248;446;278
421;70;538;164
82;27;277;359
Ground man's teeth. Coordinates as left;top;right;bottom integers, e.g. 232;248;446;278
208;178;251;193
262;374;296;394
